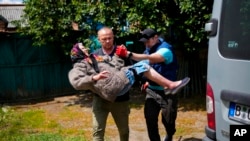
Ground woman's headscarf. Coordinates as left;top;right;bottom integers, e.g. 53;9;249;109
70;43;88;64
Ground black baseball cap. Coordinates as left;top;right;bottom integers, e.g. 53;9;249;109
139;28;158;42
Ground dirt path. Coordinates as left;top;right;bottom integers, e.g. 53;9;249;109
13;91;206;141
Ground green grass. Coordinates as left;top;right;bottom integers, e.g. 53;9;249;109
0;133;87;141
0;106;87;141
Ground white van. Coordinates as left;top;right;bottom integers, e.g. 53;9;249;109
203;0;250;141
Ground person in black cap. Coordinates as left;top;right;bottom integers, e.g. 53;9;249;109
115;28;188;141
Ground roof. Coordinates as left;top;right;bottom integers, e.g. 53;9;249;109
0;5;25;28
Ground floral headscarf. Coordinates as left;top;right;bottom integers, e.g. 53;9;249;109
70;43;87;64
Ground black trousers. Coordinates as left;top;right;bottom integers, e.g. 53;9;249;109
144;88;178;141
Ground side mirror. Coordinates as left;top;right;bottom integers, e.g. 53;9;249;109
205;18;218;37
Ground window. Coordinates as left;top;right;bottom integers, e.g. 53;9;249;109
219;0;250;60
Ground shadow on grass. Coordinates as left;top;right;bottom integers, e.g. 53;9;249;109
177;94;206;111
4;87;206;112
74;88;146;109
128;87;206;111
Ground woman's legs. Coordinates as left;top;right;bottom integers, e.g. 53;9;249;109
131;60;190;92
143;67;184;89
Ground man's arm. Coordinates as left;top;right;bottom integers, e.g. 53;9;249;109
128;51;165;64
115;45;167;64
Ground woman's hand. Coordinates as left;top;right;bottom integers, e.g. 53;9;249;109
92;71;110;81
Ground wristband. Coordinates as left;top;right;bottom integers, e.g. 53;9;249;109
128;52;133;58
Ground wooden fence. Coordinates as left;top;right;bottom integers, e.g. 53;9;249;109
176;49;208;98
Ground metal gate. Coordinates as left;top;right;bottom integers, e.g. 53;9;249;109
0;33;76;102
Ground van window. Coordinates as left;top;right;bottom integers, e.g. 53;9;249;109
219;0;250;60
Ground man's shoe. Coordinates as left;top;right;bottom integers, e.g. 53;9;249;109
164;135;173;141
171;77;190;95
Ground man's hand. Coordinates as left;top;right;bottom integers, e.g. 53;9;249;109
116;45;128;58
71;22;79;31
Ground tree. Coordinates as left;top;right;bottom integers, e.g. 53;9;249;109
17;0;74;53
175;0;213;51
16;0;213;54
124;0;213;51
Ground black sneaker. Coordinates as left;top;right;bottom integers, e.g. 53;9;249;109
164;135;173;141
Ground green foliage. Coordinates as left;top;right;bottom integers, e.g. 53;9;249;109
17;0;74;53
15;0;213;54
176;0;213;50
